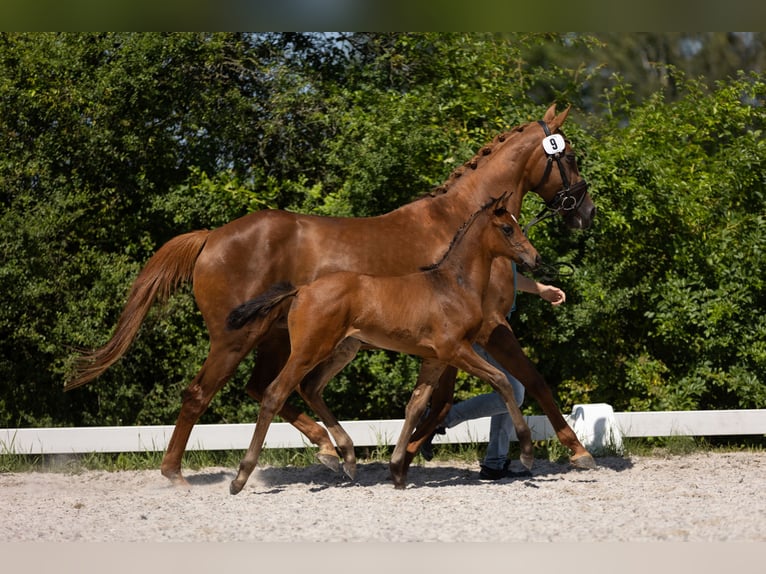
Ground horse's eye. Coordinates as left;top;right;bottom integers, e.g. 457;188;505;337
502;224;514;236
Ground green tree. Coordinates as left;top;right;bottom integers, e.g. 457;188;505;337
4;33;762;431
0;33;269;426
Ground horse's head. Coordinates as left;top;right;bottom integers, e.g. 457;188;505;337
524;104;596;231
489;193;541;272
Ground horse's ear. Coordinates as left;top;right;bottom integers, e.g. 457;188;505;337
547;104;571;132
543;103;557;122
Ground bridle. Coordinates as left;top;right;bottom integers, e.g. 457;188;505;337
523;120;590;236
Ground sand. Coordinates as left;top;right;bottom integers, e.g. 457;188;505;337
1;451;764;543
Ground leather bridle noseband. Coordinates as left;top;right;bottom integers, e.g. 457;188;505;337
523;120;589;236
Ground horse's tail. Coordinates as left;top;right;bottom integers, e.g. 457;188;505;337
65;230;210;391
226;282;298;331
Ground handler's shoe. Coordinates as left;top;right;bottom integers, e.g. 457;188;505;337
419;426;446;461
479;460;532;481
478;463;509;480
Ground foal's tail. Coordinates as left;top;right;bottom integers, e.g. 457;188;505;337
65;230;210;391
226;282;298;331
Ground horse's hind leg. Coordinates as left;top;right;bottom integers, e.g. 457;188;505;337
298;337;363;479
245;331;341;469
161;338;253;485
230;366;304;494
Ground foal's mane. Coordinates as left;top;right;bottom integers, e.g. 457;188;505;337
420;196;500;272
425;125;525;198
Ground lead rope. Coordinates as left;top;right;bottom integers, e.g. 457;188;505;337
533;260;576;282
522;204;558;236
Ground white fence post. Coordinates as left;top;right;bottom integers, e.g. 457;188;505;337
568;403;624;454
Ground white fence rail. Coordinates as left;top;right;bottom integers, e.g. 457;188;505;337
1;406;765;455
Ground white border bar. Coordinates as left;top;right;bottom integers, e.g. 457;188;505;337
1;409;764;455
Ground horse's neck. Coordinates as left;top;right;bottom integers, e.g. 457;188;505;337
420;138;535;219
374;132;534;254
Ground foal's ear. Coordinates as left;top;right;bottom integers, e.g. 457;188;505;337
494;190;513;208
492;192;510;215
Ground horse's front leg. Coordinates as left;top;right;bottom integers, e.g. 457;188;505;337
389;359;450;489
298;337;363;479
482;323;596;469
245;331;340;468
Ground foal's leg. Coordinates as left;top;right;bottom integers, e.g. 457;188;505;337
483;323;596;469
403;364;456;459
388;359;450;489
298;337;363;479
245;330;341;469
230;366;306;495
447;341;534;470
230;335;341;495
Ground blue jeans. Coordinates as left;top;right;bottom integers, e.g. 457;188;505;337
441;344;525;470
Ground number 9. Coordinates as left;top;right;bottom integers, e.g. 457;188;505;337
542;133;565;155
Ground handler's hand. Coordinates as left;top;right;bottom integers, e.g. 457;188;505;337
539;284;566;306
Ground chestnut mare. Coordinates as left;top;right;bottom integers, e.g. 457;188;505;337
225;193;540;494
66;104;596;486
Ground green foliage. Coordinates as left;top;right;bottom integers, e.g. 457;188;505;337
1;33;764;434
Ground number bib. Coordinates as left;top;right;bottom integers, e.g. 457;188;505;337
542;133;565;156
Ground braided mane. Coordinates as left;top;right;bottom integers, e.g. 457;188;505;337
426;125;525;197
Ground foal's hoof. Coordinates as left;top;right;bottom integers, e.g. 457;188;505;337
570;453;597;470
342;460;357;481
229;480;244;495
520;454;535;471
390;473;407;490
316;452;341;473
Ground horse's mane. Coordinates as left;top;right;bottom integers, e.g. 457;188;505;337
424;125;525;198
420;196;499;272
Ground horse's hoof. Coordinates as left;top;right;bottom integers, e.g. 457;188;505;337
570;453;597;470
164;474;191;488
342;461;357;481
229;480;244;495
520;454;535;471
161;467;190;487
316;452;341;473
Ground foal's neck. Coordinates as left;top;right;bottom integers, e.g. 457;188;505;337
427;215;499;301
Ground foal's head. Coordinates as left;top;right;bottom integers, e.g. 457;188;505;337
487;193;541;272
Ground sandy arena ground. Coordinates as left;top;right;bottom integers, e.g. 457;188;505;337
1;451;764;544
